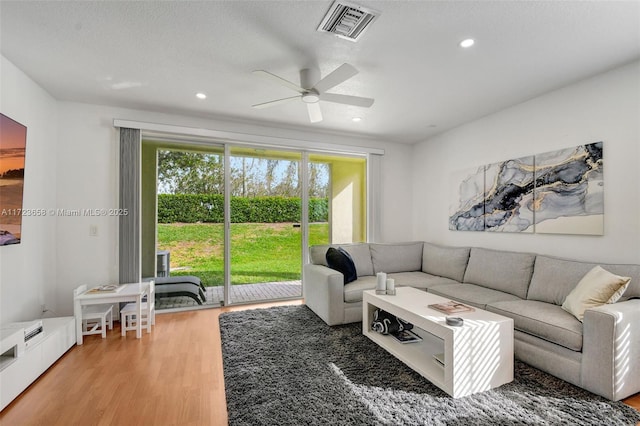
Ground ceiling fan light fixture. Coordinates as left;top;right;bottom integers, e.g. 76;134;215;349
302;90;320;104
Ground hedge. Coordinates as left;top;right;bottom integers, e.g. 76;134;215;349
158;194;328;223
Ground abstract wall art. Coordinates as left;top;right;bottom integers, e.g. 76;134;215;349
448;142;604;236
533;142;603;235
449;166;486;231
484;156;535;233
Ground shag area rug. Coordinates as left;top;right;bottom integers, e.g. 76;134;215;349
219;305;640;426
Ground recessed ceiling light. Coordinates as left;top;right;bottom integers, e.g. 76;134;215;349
352;117;362;122
196;93;207;99
459;38;475;48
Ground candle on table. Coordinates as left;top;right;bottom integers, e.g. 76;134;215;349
386;278;395;294
376;272;387;294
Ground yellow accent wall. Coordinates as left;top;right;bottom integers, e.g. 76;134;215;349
329;158;366;244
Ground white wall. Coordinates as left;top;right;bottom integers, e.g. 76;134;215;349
55;103;414;315
412;61;640;264
5;54;638;321
0;56;59;324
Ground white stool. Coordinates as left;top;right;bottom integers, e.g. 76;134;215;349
120;280;155;336
73;285;114;338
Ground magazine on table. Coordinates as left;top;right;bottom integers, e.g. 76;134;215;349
87;285;123;294
427;300;475;314
392;329;422;344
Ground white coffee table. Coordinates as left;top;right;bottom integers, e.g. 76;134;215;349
363;287;514;398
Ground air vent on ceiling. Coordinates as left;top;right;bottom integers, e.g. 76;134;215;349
317;1;380;42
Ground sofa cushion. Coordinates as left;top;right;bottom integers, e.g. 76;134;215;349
463;247;535;299
422;243;470;282
326;247;357;284
309;243;374;277
427;283;521;309
342;273;451;303
388;272;460;290
344;276;378;303
487;300;583;352
528;255;640;304
562;266;631;321
370;242;423;274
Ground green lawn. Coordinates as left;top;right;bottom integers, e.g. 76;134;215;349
157;222;329;286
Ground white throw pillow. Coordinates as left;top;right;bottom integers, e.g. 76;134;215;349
562;266;631;322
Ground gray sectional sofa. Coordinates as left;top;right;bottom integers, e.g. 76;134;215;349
303;241;640;401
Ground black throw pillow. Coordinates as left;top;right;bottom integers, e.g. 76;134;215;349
325;247;357;284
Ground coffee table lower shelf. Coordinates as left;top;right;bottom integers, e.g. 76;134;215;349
363;288;514;398
364;326;447;390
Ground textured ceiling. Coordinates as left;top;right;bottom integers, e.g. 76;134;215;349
1;1;639;144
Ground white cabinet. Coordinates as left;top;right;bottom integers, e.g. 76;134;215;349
0;317;75;411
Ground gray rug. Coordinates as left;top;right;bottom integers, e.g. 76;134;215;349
219;305;640;426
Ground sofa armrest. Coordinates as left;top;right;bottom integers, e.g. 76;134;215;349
303;264;345;326
581;299;640;401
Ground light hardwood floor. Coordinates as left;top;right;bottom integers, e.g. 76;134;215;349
0;300;638;425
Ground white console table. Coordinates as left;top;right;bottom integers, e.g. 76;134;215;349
0;317;75;411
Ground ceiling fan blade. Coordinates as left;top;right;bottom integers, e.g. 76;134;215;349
252;96;300;109
320;93;375;108
252;70;305;94
313;63;359;93
307;103;323;123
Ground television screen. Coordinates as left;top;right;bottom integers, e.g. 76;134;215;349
0;113;27;245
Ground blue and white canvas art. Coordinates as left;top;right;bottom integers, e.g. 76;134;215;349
448;142;604;235
484;156;535;233
533;142;603;235
449;166;485;231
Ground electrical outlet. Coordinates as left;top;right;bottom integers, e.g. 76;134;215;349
89;224;98;237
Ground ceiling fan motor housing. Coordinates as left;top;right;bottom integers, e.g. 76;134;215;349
300;68;320;90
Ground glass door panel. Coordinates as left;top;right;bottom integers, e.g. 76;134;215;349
308;159;330;247
228;147;303;304
146;142;226;309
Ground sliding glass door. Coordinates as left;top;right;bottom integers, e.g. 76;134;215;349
142;139;368;309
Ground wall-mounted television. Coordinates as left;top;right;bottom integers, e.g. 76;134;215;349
0;113;27;246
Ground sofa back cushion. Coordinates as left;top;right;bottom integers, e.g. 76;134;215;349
463;247;535;299
370;242;423;274
422;243;470;282
528;255;640;305
309;243;374;277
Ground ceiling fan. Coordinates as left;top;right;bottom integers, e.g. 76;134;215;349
251;63;374;123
